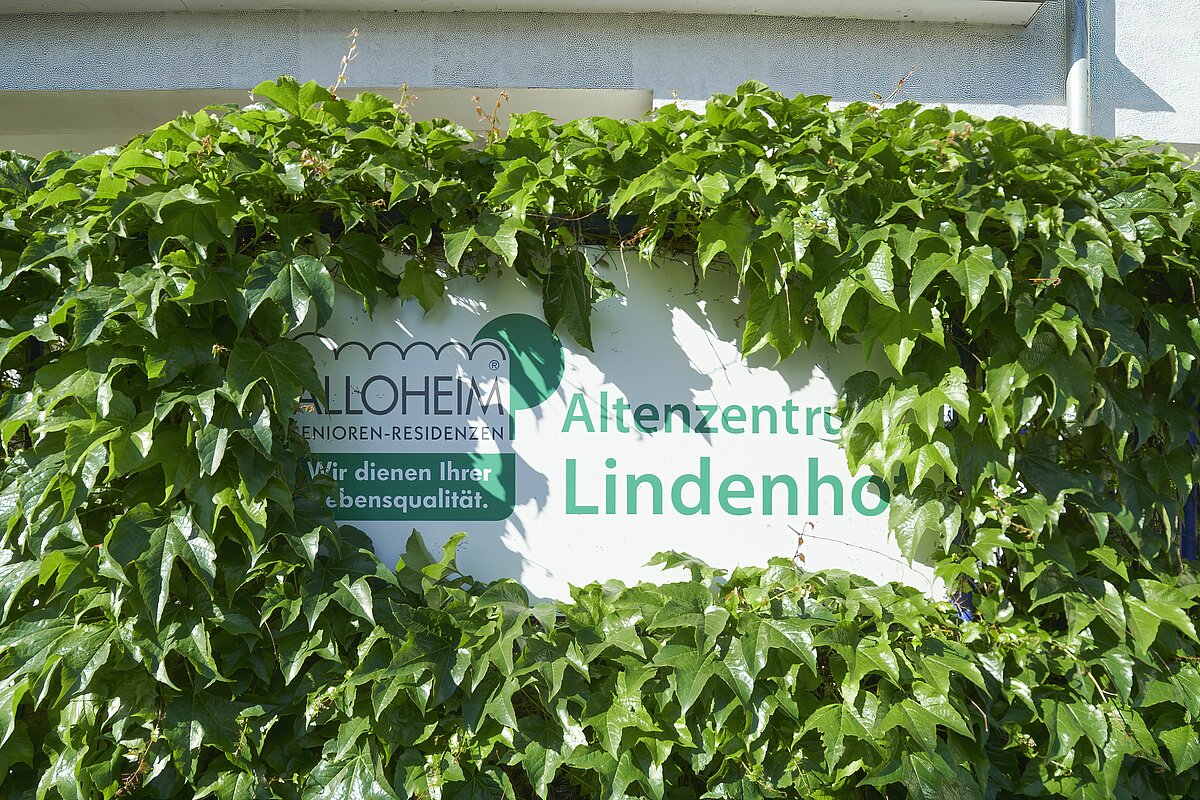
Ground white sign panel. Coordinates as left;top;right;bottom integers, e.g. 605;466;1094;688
294;257;934;599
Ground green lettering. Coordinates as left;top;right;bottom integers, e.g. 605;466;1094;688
634;403;659;433
605;457;617;514
565;459;598;514
671;457;711;515
664;403;691;432
782;400;801;434
695;405;717;434
762;474;798;515
718;474;753;515
627;473;664;514
805;406;821;435
613;396;631;433
808;458;844;515
852;475;889;516
751;404;777;434
823;407;843;436
562;393;595;433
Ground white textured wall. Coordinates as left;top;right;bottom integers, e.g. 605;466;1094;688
0;0;1195;143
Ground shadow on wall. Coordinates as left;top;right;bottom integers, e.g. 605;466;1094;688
643;0;1174;137
1084;0;1173;138
857;0;1172;137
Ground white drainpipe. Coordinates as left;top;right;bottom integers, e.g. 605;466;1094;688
1067;0;1092;135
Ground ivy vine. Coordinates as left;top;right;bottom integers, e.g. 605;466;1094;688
1;76;1199;798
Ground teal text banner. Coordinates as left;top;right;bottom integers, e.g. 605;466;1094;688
308;452;515;521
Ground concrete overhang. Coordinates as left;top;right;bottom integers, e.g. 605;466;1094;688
0;1;1049;26
0;87;654;157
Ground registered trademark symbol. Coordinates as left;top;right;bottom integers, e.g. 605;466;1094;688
489;359;500;371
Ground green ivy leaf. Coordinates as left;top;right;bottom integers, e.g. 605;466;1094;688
856;242;898;309
334;232;384;312
474;213;522;267
253;253;336;329
109;506;216;628
817;277;858;336
1162;725;1200;774
543;252;593;350
877;698;943;752
698;207;754;273
802;701;871;772
227;337;322;416
398;264;446;313
888;488;960;562
1040;699;1108;760
742;282;804;361
955;245;1001;314
303;746;400;800
164;689;242;781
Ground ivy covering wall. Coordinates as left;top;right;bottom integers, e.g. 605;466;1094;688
1;78;1199;799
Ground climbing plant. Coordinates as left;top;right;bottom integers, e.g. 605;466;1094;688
1;77;1199;799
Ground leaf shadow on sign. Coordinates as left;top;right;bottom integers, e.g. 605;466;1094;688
366;256;917;598
473;448;549;533
441;447;571;602
448;256;736;597
579;255;928;586
584;253;862;442
571;256;719;446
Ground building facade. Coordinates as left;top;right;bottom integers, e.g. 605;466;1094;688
0;0;1197;155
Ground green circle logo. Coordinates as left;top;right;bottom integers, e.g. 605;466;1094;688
474;313;565;411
